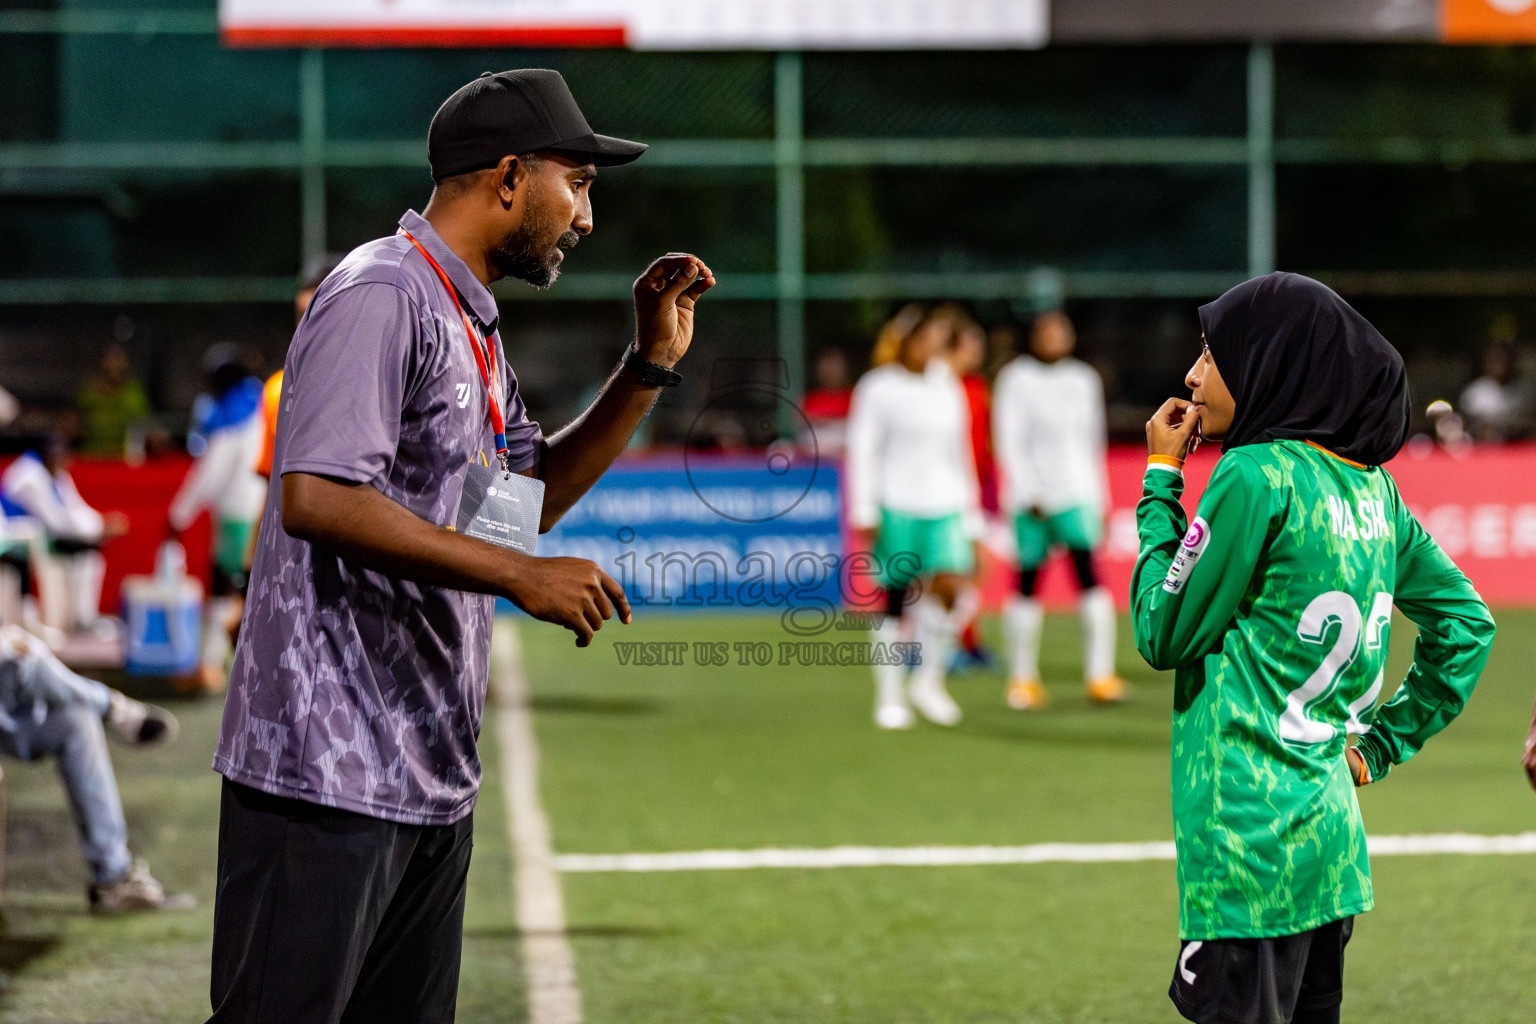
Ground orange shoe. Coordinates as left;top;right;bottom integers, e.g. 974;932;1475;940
1086;675;1129;705
1006;678;1049;710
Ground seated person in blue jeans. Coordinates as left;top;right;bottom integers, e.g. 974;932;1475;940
0;626;191;912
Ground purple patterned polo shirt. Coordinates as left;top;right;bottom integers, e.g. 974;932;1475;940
213;210;543;825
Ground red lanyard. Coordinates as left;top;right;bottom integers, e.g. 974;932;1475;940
397;228;509;472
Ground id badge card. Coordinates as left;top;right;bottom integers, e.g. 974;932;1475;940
456;458;545;555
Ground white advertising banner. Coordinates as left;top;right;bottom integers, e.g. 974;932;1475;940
218;0;1049;49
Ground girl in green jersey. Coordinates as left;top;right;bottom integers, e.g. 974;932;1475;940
1133;273;1495;1024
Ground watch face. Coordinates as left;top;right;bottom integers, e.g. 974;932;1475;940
684;386;820;524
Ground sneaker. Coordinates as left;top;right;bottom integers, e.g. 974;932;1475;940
1086;675;1130;705
1006;678;1050;711
105;692;179;746
89;859;196;914
908;676;963;727
875;701;916;731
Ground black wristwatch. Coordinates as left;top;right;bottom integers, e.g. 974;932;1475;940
623;345;684;388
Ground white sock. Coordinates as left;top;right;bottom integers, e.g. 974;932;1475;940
1003;596;1044;682
871;612;913;710
909;595;961;695
1080;586;1118;682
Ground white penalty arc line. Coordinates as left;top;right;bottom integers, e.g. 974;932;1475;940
493;619;583;1024
555;833;1536;874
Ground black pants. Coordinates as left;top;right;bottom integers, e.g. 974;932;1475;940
208;779;473;1024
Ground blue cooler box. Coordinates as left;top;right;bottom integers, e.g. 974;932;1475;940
122;574;203;675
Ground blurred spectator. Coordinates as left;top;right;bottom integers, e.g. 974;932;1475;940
0;429;129;640
0;624;191;912
167;344;266;694
1460;339;1531;442
801;347;854;454
74;343;152;458
1407;399;1474;459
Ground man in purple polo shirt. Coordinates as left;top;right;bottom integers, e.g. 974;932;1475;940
206;70;714;1023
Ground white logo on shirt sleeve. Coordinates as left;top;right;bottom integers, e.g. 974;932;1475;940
1162;516;1211;594
456;382;472;409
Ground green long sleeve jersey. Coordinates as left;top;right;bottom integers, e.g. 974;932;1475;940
1132;440;1495;940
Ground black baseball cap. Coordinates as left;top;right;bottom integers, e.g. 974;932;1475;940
428;69;647;181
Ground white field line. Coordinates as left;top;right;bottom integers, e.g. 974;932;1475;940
492;619;583;1024
555;832;1536;873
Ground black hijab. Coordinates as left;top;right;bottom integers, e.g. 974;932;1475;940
1198;272;1411;467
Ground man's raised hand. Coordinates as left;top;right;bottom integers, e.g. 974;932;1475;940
633;253;715;369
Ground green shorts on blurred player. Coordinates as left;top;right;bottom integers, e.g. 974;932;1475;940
873;509;974;589
993;311;1126;711
1135;274;1494;1024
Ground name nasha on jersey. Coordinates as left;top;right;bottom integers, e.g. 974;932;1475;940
1326;494;1392;542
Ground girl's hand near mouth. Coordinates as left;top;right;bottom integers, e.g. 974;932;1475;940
1147;398;1203;461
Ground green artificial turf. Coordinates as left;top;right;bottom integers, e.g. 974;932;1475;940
0;607;1531;1022
525;608;1536;1024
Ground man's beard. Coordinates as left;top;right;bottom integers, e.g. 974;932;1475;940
490;198;579;290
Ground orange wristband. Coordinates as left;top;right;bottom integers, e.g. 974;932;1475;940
1147;455;1185;471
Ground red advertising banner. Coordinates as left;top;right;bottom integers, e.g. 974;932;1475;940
0;456;213;617
1002;444;1536;611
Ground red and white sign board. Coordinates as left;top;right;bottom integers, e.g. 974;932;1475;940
218;0;1048;49
999;445;1536;611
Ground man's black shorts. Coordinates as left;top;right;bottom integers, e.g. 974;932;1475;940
1170;916;1354;1024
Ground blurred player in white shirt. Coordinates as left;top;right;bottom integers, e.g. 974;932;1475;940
846;308;982;729
992;311;1127;709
